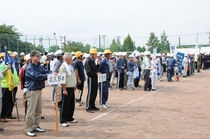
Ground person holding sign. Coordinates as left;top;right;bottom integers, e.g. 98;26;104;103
85;48;101;113
59;53;77;127
98;49;112;109
24;50;51;137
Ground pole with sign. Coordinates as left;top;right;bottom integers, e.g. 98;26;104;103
47;73;66;137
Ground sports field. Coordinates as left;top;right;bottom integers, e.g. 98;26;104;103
0;70;210;139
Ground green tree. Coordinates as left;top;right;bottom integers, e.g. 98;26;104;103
110;39;119;52
49;45;59;53
136;46;146;52
83;44;91;53
63;45;80;53
34;45;45;53
122;34;135;51
146;32;160;53
159;31;170;53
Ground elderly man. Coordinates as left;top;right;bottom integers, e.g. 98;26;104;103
59;53;77;127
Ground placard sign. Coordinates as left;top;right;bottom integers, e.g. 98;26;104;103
98;74;106;83
47;73;66;85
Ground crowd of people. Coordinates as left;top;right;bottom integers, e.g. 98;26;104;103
0;48;208;137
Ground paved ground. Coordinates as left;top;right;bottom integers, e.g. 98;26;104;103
0;70;210;139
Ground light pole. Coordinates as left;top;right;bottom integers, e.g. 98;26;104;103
53;33;57;47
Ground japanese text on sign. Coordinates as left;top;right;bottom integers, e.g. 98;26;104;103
98;74;106;83
47;73;66;85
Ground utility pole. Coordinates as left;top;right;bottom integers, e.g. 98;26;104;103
53;33;57;47
179;37;181;48
99;34;101;48
102;35;106;49
207;31;210;47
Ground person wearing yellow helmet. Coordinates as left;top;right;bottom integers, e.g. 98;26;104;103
85;48;101;113
98;49;112;108
74;51;85;106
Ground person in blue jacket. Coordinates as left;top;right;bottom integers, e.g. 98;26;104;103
24;50;51;137
98;49;112;109
127;54;135;91
116;53;124;91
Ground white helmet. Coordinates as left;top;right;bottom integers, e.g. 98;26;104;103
55;50;64;57
20;52;25;56
135;52;141;57
13;51;18;56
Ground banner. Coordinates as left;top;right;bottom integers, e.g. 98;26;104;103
170;46;176;56
176;52;184;74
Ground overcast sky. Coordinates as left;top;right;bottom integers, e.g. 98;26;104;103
1;0;210;49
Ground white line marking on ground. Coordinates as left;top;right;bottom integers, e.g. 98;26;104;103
89;83;174;122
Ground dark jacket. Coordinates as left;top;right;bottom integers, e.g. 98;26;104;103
25;62;50;91
85;57;98;78
98;58;110;81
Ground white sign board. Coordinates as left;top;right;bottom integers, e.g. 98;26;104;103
170;46;176;55
102;74;106;82
98;73;107;83
47;73;66;85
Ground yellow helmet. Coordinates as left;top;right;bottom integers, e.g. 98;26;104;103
104;49;112;54
75;51;83;58
89;48;98;54
0;52;4;57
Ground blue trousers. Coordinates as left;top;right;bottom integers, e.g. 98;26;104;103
99;81;109;105
167;67;174;81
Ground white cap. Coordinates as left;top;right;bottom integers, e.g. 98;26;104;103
72;56;76;60
123;52;127;56
156;53;161;57
71;52;75;55
13;51;18;56
55;50;64;56
144;51;151;55
135;52;141;57
128;54;134;58
20;52;25;56
185;53;188;56
97;52;102;56
25;54;31;61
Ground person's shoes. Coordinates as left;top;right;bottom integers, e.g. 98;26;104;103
128;88;134;91
25;131;36;137
92;107;100;111
52;101;55;104
60;123;69;127
158;79;162;81
105;103;111;108
136;85;141;88
41;116;45;119
6;116;16;119
123;86;126;89
75;102;82;106
33;126;45;132
102;104;108;109
0;118;8;122
152;89;155;91
120;88;122;91
86;109;94;113
69;119;78;123
0;128;4;131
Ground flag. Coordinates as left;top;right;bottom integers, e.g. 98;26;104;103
4;49;14;91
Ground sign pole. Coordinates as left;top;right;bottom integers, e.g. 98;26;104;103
100;81;103;111
55;86;59;137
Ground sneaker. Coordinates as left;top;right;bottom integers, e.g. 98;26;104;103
102;104;108;109
0;128;4;131
123;86;126;89
33;126;45;132
69;119;78;123
60;123;69;127
75;102;82;106
105;103;110;108
86;109;94;113
92;107;100;111
128;88;134;91
26;131;36;137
